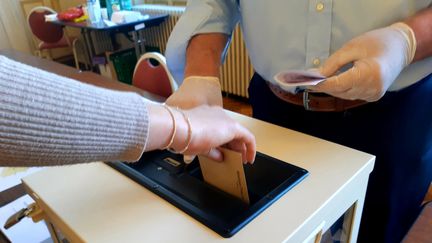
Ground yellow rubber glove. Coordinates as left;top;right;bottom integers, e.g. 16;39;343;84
309;22;417;102
165;76;223;109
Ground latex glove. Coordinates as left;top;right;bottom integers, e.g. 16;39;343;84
165;76;223;109
308;22;416;102
165;76;223;163
173;106;256;164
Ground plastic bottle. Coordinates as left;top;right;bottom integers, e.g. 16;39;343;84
87;0;102;23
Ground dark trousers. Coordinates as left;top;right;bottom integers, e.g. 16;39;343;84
248;73;432;243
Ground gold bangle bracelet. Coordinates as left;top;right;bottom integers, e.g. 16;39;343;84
175;107;192;154
167;107;192;154
160;104;176;150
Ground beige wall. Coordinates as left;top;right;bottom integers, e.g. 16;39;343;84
0;20;12;50
58;0;85;11
0;0;34;54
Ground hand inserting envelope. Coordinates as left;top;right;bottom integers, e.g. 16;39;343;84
274;70;326;91
198;148;250;204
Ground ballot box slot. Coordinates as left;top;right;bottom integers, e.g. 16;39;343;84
107;150;308;238
186;159;261;205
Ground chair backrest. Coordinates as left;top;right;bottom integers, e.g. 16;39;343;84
132;52;178;98
28;6;64;43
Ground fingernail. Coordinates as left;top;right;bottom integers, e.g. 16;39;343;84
209;148;223;161
183;155;196;164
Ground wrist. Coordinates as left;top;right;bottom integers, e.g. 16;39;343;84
390;22;417;65
169;108;191;153
183;75;221;87
145;104;192;152
181;76;223;107
145;103;174;151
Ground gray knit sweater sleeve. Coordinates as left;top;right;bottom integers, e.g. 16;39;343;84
0;55;149;166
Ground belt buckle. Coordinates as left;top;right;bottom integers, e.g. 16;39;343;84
302;90;311;111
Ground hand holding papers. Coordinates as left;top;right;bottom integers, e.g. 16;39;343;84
274;70;326;91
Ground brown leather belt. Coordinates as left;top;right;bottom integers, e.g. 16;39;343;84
266;81;368;112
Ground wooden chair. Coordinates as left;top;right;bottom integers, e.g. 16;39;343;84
132;52;178;98
27;6;79;68
402;201;432;243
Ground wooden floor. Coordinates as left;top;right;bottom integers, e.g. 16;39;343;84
223;95;252;117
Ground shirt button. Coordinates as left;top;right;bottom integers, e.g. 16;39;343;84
312;58;321;66
316;3;324;12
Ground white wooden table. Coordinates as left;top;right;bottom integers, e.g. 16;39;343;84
22;112;375;243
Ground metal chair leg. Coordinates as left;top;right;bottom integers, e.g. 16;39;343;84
72;39;80;70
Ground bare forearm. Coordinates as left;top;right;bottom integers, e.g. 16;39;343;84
405;7;432;62
184;33;229;77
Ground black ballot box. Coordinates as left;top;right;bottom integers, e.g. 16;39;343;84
108;150;308;238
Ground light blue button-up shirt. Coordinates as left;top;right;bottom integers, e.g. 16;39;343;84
166;0;432;92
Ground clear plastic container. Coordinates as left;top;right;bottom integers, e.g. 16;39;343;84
87;0;102;23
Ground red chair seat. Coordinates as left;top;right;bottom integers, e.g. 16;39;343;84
132;52;178;99
133;60;173;98
39;36;74;50
28;8;64;43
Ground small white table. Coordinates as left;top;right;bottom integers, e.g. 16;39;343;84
22;112;375;243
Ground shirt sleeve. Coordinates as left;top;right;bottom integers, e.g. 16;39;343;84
165;0;240;82
0;55;150;166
